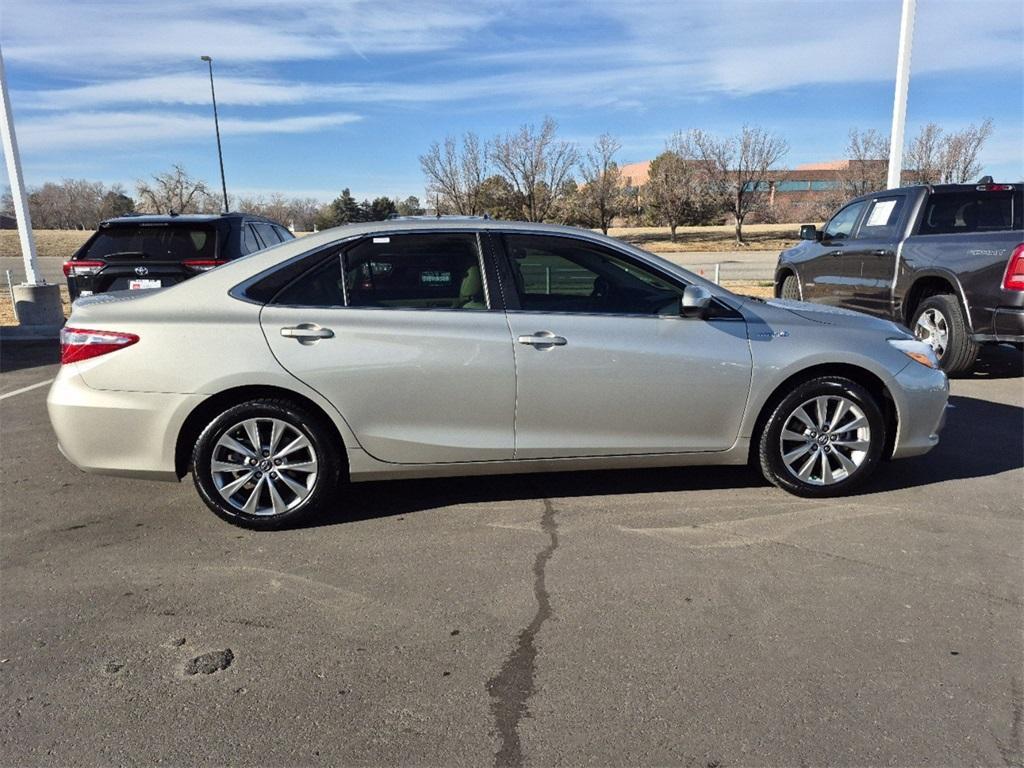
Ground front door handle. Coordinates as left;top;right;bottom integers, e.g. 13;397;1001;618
517;331;567;348
281;323;334;344
871;249;891;256
828;250;843;257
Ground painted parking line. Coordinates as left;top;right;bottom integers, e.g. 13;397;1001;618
0;378;54;401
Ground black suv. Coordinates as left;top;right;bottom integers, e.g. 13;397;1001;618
63;213;295;300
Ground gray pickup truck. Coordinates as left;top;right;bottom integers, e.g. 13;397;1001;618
774;182;1023;373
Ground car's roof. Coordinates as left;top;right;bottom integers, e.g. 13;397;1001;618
101;212;283;226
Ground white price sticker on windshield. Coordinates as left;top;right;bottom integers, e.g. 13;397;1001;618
866;200;897;227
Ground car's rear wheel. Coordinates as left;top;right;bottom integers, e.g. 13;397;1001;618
758;376;886;497
780;274;801;300
192;398;342;529
910;294;977;375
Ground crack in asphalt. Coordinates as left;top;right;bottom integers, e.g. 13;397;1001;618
487;498;559;768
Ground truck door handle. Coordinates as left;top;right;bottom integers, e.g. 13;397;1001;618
871;249;891;256
281;324;334;343
517;331;567;348
828;251;842;257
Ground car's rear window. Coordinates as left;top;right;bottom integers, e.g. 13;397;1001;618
918;190;1021;235
84;224;219;261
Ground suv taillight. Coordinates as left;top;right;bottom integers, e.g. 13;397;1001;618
183;259;225;272
62;260;104;277
60;327;139;364
1002;244;1024;292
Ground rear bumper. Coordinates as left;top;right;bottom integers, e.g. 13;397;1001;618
46;366;203;481
972;307;1024;344
889;362;949;460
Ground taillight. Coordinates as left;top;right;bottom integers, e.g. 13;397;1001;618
1002;244;1024;292
62;260;104;277
60;327;139;364
183;259;225;272
976;184;1014;192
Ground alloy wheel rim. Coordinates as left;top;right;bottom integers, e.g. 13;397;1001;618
779;395;871;486
914;308;948;357
211;417;318;516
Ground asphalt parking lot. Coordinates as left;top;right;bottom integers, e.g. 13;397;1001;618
1;341;1022;767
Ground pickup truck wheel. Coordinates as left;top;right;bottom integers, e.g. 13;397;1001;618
758;376;885;497
780;275;801;300
911;294;978;375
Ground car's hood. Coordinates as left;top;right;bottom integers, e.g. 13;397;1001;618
743;297;913;338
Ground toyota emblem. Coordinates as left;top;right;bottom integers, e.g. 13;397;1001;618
135;266;149;276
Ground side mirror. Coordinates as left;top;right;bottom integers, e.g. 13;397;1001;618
680;285;713;318
799;224;820;241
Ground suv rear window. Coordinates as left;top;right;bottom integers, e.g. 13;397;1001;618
85;224;218;261
919;191;1019;235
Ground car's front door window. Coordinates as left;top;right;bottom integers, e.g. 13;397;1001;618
503;234;684;315
823;201;867;241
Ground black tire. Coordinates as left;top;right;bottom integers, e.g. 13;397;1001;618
910;294;978;376
191;398;343;530
780;274;801;300
758;376;886;498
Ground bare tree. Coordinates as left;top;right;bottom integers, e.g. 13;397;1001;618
905;119;994;184
419;133;488;215
941;118;994;183
841;128;890;196
643;149;699;242
575;133;627;234
681;125;789;244
136;165;214;214
489;117;579;222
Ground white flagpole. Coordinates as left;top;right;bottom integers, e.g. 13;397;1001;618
887;0;917;190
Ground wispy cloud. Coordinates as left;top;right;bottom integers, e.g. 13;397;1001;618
17;111;362;151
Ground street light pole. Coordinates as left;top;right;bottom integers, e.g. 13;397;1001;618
886;0;916;189
200;55;229;213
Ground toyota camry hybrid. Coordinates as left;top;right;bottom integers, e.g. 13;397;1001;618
47;219;948;529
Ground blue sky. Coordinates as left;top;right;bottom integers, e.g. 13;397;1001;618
2;0;1022;202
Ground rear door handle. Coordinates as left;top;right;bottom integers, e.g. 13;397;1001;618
281;324;334;343
871;249;891;256
828;250;843;257
517;331;567;348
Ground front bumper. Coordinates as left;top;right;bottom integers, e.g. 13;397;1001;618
47;366;203;481
889;361;949;459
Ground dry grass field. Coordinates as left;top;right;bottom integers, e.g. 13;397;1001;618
0;229;91;260
1;226;779;325
609;222;800;253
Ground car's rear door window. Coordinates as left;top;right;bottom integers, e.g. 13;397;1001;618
269;232;488;310
342;233;487;309
856;195;906;239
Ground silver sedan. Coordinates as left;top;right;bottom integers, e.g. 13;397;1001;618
48;220;948;529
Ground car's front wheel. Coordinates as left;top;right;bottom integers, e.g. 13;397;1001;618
758;376;886;497
192;398;343;529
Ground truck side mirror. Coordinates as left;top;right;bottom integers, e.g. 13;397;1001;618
799;224;820;241
680;285;713;318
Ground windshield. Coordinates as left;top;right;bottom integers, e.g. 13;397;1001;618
84;224;218;261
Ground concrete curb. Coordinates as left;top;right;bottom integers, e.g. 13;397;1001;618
0;324;63;341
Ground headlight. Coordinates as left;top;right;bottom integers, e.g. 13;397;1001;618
888;338;940;369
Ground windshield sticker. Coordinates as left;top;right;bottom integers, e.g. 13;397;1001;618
421;271;452;285
372;237;391;244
